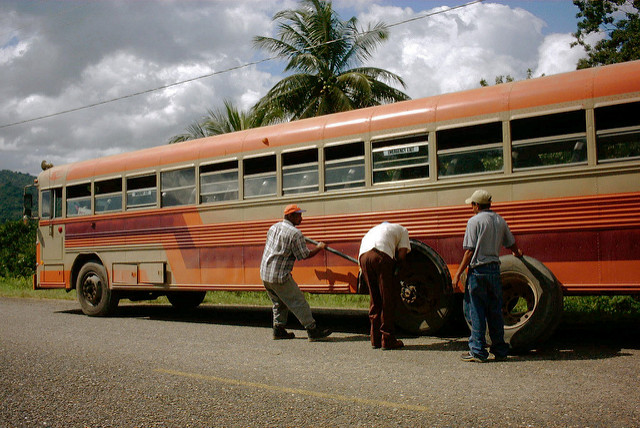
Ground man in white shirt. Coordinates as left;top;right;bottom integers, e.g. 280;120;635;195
358;222;411;350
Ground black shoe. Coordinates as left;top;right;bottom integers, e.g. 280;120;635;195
273;326;295;340
460;352;487;363
307;326;331;341
382;339;404;350
493;354;508;362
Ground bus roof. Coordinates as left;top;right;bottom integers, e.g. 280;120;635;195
42;60;640;186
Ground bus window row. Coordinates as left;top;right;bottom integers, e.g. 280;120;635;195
44;101;640;219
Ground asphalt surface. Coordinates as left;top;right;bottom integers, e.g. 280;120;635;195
1;297;639;427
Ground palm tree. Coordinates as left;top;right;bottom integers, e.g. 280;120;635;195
168;99;269;143
253;0;410;121
167;121;209;144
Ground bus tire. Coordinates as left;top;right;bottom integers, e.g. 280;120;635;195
167;291;206;311
395;239;455;335
76;262;119;317
464;255;563;352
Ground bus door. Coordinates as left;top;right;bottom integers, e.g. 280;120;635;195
39;188;65;287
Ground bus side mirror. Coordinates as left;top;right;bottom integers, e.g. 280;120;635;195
23;193;33;218
23;185;37;220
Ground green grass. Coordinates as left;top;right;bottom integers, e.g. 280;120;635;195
0;276;73;300
0;277;369;309
563;295;640;322
2;276;638;317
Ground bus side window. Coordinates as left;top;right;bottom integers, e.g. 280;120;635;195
324;142;365;191
161;167;196;207
200;160;239;203
52;188;63;218
372;134;429;184
126;174;157;210
41;190;52;219
95;178;123;213
282;148;319;195
437;122;503;178
244;155;276;199
39;188;62;218
595;101;640;163
511;110;587;170
66;183;92;217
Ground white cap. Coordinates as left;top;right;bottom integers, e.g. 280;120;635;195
465;189;492;205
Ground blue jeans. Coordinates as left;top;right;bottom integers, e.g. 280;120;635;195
463;263;509;359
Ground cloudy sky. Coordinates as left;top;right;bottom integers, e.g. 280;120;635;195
0;0;600;176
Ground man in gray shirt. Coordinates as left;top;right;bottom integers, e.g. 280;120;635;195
453;190;523;362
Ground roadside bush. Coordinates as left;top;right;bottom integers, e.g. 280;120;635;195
0;220;37;278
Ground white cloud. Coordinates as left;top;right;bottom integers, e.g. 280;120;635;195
362;2;551;97
534;32;604;77
0;1;590;176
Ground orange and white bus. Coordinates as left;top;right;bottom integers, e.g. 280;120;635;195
27;60;640;350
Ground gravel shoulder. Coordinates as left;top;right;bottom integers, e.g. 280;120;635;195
1;297;639;427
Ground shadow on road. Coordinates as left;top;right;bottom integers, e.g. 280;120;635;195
60;303;640;361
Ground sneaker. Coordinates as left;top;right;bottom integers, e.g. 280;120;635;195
273;326;295;340
493;354;508;362
307;326;332;341
460;352;487;363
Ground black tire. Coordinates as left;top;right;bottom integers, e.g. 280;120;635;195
167;291;206;311
76;262;119;317
501;255;563;351
395;239;455;335
464;255;563;352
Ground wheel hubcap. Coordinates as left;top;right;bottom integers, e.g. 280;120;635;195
502;272;537;328
82;274;101;306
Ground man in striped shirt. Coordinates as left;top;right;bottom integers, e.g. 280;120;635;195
260;204;332;341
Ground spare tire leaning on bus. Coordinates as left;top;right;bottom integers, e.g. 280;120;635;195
462;255;564;353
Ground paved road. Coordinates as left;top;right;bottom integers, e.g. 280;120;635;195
1;297;639;427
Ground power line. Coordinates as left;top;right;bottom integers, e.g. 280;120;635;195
0;0;484;130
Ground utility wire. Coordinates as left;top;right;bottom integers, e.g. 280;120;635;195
0;0;484;130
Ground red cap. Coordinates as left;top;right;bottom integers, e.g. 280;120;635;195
284;204;305;215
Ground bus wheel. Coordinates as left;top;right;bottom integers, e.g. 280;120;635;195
167;291;206;311
464;255;563;352
76;262;119;317
395;239;454;335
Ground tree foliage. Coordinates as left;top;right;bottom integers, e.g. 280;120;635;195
0;169;36;223
253;0;410;121
572;0;640;69
479;69;542;87
0;220;36;278
168;99;270;143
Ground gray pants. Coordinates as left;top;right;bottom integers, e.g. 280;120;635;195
263;276;316;329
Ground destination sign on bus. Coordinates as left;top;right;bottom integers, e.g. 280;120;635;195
383;146;419;157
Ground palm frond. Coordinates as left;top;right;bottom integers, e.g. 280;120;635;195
253;0;410;121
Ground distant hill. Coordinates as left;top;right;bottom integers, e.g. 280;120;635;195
0;170;37;223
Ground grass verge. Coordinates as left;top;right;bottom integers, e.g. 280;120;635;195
2;276;638;318
0;277;369;309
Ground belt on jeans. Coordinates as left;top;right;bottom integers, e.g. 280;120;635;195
470;262;499;269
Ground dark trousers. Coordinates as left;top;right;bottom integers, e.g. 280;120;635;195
359;249;399;347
